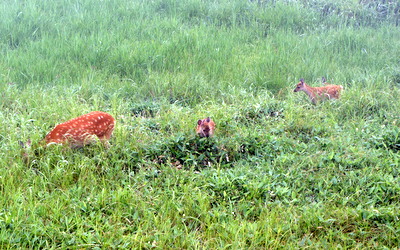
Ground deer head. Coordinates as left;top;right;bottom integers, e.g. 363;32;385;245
196;117;215;138
293;78;306;92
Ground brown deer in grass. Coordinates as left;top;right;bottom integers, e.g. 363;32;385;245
44;111;115;148
196;117;215;138
20;111;115;165
294;78;343;104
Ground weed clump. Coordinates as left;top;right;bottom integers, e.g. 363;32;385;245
143;133;286;170
144;136;232;170
369;126;400;152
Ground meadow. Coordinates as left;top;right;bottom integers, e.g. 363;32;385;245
1;0;400;248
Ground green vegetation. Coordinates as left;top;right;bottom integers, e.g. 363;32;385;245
1;0;400;248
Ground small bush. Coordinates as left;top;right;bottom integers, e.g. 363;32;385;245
144;135;232;169
369;126;400;152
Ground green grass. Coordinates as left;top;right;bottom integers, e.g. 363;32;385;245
1;0;400;248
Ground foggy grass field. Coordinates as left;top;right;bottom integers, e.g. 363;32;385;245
1;0;400;248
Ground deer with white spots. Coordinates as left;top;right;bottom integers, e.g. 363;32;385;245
19;111;115;165
294;78;343;105
45;111;115;148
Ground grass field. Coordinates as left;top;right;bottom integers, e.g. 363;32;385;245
1;0;400;248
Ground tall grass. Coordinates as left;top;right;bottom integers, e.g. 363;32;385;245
1;0;400;248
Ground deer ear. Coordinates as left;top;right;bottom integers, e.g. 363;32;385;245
299;78;304;83
197;120;202;125
206;117;211;122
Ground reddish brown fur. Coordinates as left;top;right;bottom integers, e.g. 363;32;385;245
196;117;215;138
45;111;115;148
294;78;343;104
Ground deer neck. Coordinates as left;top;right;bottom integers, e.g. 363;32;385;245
303;84;317;97
302;84;318;103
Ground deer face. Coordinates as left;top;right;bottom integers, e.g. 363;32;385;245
293;79;305;92
196;117;215;138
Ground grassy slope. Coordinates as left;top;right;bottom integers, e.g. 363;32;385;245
1;0;400;248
